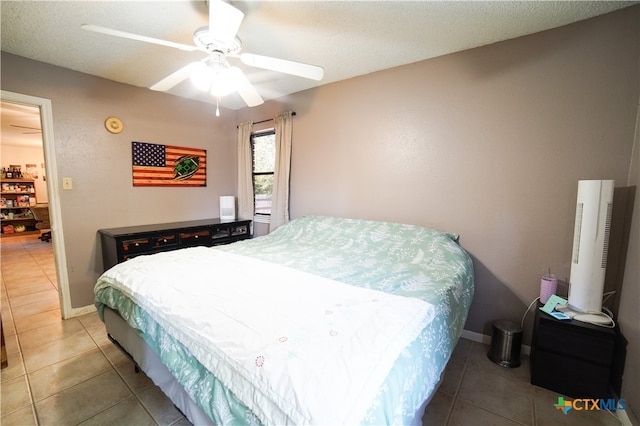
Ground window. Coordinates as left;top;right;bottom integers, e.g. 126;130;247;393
251;130;276;216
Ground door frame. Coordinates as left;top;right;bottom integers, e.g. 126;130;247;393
1;90;72;319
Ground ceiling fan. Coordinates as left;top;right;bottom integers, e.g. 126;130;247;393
81;0;324;115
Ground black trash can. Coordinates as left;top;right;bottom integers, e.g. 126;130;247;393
487;320;522;368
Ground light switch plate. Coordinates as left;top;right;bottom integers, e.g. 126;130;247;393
62;177;73;190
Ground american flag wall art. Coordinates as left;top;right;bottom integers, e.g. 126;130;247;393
132;142;206;187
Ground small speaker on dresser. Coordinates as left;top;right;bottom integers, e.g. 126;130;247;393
219;196;236;221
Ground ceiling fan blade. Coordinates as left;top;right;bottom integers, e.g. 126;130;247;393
239;53;324;81
228;67;264;107
81;24;199;52
209;0;244;46
150;62;203;91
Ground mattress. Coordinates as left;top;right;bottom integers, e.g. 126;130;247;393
95;215;474;425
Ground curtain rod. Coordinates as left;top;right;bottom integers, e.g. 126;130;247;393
237;111;296;129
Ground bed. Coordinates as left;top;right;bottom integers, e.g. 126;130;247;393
94;215;474;425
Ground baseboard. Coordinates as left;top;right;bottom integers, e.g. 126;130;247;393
461;328;531;356
68;304;97;318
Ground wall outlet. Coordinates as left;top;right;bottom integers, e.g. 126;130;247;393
62;177;73;190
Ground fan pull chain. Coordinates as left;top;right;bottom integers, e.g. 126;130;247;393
216;96;220;117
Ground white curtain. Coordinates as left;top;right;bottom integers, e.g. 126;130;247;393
237;121;254;220
270;111;293;231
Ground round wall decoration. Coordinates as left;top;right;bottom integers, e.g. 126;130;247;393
105;117;124;134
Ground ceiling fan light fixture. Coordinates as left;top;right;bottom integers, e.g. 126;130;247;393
191;53;236;96
190;62;213;91
209;68;235;97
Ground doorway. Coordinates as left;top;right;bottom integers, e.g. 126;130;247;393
1;91;71;319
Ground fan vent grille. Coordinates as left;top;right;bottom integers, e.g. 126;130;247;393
572;202;584;264
601;202;613;268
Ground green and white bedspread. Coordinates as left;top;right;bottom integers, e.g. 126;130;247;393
94;215;474;425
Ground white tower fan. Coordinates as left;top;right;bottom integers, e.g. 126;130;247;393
568;179;614;313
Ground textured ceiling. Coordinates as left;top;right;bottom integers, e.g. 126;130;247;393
1;0;637;144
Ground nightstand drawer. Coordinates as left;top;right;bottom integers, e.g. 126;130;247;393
531;349;611;398
536;321;614;365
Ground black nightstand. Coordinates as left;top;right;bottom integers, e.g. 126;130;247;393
530;306;625;398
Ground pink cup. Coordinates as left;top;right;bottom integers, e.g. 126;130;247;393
540;274;558;303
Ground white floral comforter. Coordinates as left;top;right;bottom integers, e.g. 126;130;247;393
95;215;474;425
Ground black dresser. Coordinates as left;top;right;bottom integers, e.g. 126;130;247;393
98;218;251;271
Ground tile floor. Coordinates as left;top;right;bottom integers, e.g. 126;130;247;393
0;235;630;425
1;235;189;425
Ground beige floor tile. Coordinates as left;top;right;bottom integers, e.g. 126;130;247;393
136;385;185;425
115;360;155;393
1;374;32;416
458;366;534;425
9;288;58;309
80;313;112;346
450;336;473;364
0;349;26;382
1;310;17;337
100;340;133;367
78;395;157;426
3;328;20;355
78;311;105;331
18;317;84;352
2;272;50;288
448;398;522;426
0;404;38;426
172;417;195;426
29;347;112;401
5;281;57;299
469;341;531;384
48;276;58;289
35;370;132;425
23;329;97;372
440;359;465;396
11;296;59;319
422;390;454;426
89;328;111;347
13;308;62;334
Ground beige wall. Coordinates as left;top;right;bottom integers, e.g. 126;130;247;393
239;5;638;332
2;53;238;309
2;4;638;416
236;6;639;413
618;99;639;414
